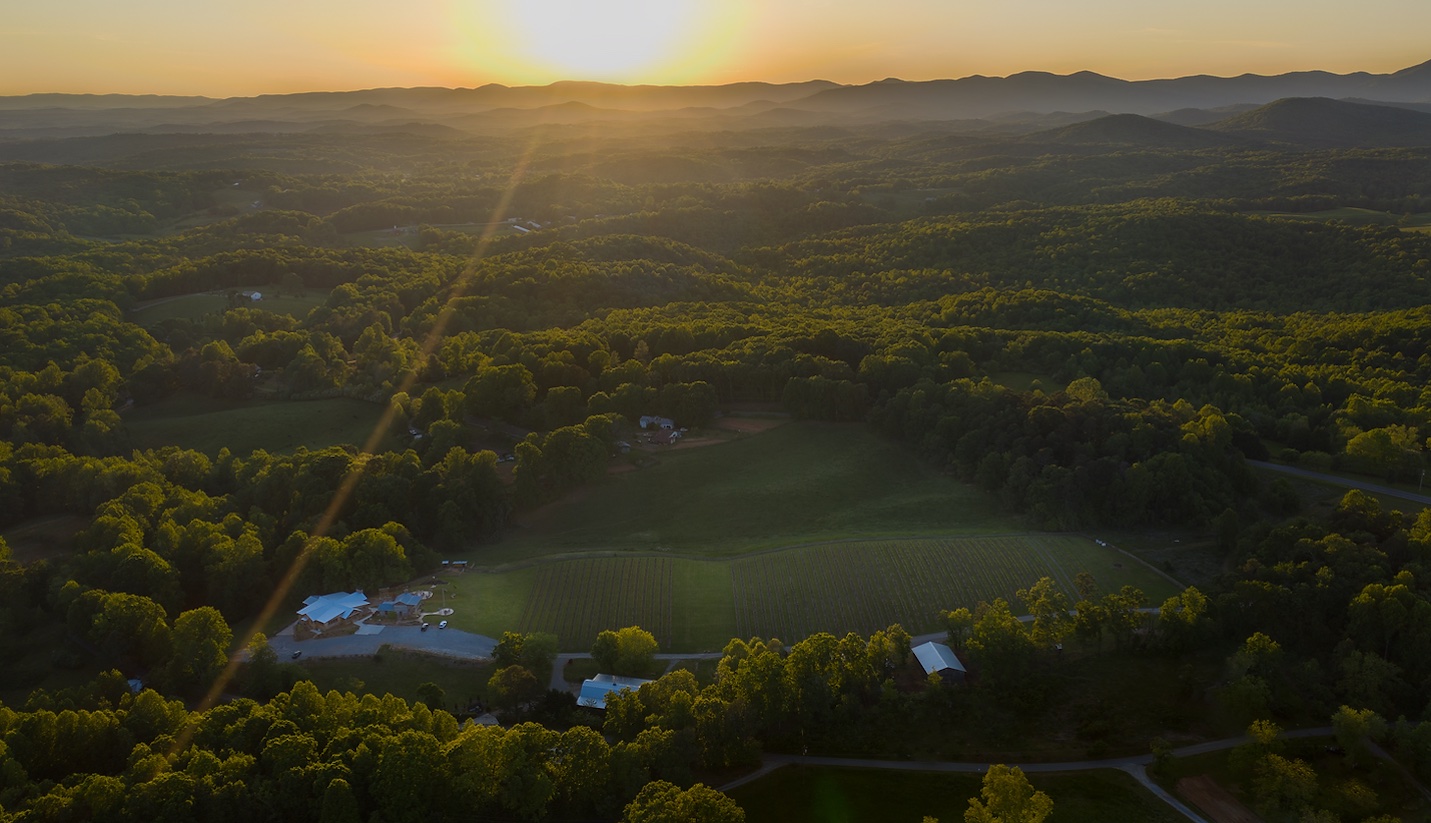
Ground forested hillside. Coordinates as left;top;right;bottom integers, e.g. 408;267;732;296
3;108;1431;821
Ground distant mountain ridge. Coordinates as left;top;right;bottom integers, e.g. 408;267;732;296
1;60;1428;139
1209;96;1431;147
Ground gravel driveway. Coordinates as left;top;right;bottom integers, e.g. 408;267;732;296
266;623;497;661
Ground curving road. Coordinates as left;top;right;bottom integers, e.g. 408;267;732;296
719;727;1340;823
1251;461;1431;506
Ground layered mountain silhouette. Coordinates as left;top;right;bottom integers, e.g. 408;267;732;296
1208;97;1431;147
1028;113;1252;149
1;60;1428;140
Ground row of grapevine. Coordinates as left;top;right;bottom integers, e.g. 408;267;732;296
517;556;676;647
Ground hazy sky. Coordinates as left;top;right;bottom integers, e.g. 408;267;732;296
4;0;1429;96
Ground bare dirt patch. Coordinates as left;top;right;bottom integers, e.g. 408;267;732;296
1176;775;1261;823
711;416;787;434
668;435;724;451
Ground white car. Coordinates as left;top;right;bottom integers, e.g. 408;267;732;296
438;620;448;629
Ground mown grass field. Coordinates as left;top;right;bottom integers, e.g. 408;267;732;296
443;535;1178;652
729;767;1184;823
443;423;1181;651
124;394;389;455
729;533;1174;642
130;288;327;325
295;649;493;711
487;422;1025;562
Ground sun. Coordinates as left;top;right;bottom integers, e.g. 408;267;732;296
452;0;748;84
507;1;698;78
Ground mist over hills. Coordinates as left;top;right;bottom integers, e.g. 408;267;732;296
1209;96;1431;147
1;59;1429;147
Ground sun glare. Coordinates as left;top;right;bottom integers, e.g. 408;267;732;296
452;0;748;85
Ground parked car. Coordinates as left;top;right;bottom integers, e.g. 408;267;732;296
291;651;302;659
420;623;429;632
438;620;448;629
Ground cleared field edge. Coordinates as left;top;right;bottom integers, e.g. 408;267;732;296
482;535;1182;651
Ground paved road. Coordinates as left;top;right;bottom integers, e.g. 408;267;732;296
1251;460;1431;506
720;727;1338;822
265;623;498;661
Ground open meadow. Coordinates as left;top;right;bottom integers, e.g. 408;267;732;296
443;533;1177;652
441;423;1181;650
129;288;327;325
729;766;1185;823
123;393;389;455
489;422;1023;562
1156;738;1431;823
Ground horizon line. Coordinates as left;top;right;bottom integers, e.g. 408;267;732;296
5;57;1428;100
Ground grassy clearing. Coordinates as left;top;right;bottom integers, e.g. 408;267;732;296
671;560;737;652
729;766;1184;823
441;568;537;641
443;535;1179;652
0;623;102;706
1158;738;1430;823
2;514;88;565
295;648;493;711
124;394;389;456
130;289;327;325
726;532;1179;645
487;422;1026;563
1096;529;1222;587
1251;463;1431;520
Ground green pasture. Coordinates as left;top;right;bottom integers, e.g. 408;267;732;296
729;767;1183;823
124;394;389;456
130;288;326;325
442;535;1179;652
729;534;1175;643
295;648;493;711
1250;461;1431;516
485;422;1026;563
1157;737;1430;823
2;514;87;565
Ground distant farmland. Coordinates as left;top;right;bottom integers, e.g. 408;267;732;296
451;534;1180;651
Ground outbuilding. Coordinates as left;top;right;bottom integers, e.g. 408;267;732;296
577;674;653;710
913;640;967;684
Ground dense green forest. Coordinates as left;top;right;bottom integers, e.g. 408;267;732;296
3;111;1431;821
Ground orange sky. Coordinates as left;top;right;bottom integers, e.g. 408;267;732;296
3;0;1429;96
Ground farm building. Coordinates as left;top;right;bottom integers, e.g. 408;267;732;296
298;591;370;628
375;591;423;618
639;415;675;430
913;641;967;684
577;674;653;710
